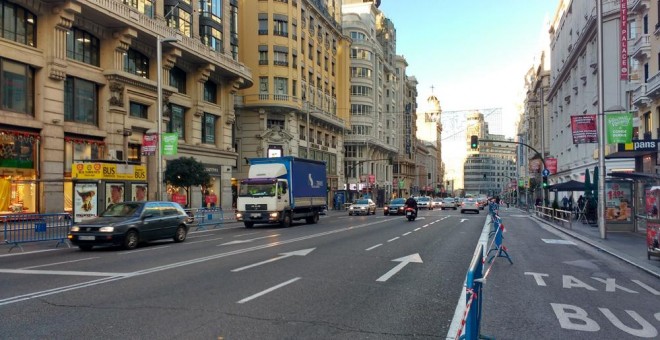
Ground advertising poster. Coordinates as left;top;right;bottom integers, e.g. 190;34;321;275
545;157;557;174
605;182;632;222
645;188;658;218
132;184;148;201
606;112;633;144
647;222;660;252
106;183;125;205
142;133;157;156
571;115;598;144
162;133;179;156
74;183;98;222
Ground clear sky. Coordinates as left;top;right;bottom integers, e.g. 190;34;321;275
378;0;559;138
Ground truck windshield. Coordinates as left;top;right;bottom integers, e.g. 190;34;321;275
239;184;277;197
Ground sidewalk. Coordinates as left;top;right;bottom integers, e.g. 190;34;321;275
505;207;660;278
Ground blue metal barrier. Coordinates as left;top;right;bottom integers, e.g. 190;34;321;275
458;243;486;340
487;216;513;264
2;213;72;252
193;208;224;230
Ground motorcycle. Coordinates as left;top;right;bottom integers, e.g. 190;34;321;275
405;206;417;221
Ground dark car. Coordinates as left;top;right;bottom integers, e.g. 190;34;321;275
68;201;189;251
384;198;406;215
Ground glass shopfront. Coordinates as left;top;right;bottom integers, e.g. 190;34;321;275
0;130;39;214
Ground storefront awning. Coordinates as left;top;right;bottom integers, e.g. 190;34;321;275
609;172;660;182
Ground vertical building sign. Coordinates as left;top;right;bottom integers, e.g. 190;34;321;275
620;0;628;80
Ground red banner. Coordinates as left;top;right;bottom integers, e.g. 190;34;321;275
172;193;187;205
142;133;158;156
368;174;375;184
571;115;598;144
620;0;628;80
545;157;557;174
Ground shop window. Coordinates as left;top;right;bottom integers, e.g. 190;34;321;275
1;58;34;115
64;77;98;125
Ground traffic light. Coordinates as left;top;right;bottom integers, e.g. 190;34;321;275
470;135;478;149
542;176;548;188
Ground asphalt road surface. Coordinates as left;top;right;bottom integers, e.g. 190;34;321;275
0;209;485;339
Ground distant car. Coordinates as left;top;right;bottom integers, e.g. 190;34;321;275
461;198;480;214
68;201;190;250
441;197;458;210
384;198;407;215
349;199;377;216
431;198;443;209
417;196;432;210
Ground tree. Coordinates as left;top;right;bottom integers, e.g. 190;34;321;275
164;157;211;197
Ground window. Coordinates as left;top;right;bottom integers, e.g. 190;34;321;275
350;104;373;116
129;102;148;119
1;58;33;114
258;17;268;35
64;77;97;125
267;118;284;130
230;2;238;60
350;31;366;41
350;67;372;78
124;48;149;78
259;46;268;65
274;17;288;36
200;25;223;51
0;0;36;46
123;0;154;18
165;5;192;36
352;125;371;135
168;104;186;139
292;79;297;97
199;0;222;23
169;66;187;94
350;48;372;61
351;85;372;96
259;76;268;99
203;81;217;103
299;125;305;140
66;28;100;66
202;113;216;144
274;50;288;66
274;77;287;100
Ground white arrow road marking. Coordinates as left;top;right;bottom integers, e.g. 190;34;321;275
460;219;468;223
220;234;280;245
231;248;316;272
237;277;301;304
376;253;423;282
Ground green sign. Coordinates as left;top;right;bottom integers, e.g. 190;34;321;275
162;133;178;156
398;180;405;189
606;112;633;144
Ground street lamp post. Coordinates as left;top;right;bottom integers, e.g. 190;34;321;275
157;36;178;200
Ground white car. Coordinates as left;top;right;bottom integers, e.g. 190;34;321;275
348;199;377;216
416;197;432;210
440;197;457;210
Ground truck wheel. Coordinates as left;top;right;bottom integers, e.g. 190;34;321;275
280;212;291;228
244;222;254;228
306;212;319;224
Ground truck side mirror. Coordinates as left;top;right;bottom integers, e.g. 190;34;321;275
281;183;287;194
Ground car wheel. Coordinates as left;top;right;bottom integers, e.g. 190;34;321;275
384;211;389;216
123;230;139;250
454;207;457;210
280;212;292;228
244;222;254;228
78;245;93;251
173;225;187;242
306;212;319;224
461;210;465;214
349;212;353;216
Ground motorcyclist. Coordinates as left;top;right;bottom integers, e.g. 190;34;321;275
405;196;418;216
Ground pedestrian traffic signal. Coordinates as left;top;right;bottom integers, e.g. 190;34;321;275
470;135;478;149
542;176;548;188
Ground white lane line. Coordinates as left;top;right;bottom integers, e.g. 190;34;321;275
117;246;171;254
402;232;412;236
234;232;259;238
365;244;382;251
387;237;399;242
0;249;63;258
20;257;99;270
414;228;421;231
0;269;131;277
186;237;224;245
237;277;301;304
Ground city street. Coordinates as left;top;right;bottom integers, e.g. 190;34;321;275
0;209;484;339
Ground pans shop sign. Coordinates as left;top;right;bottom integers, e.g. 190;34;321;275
616;140;657;153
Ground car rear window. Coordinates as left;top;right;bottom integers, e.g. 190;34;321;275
356;199;369;204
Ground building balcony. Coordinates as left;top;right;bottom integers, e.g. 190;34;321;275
629;0;649;14
646;70;660;99
631;34;650;60
632;83;651;107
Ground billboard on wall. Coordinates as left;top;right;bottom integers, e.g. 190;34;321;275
571;115;598;144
